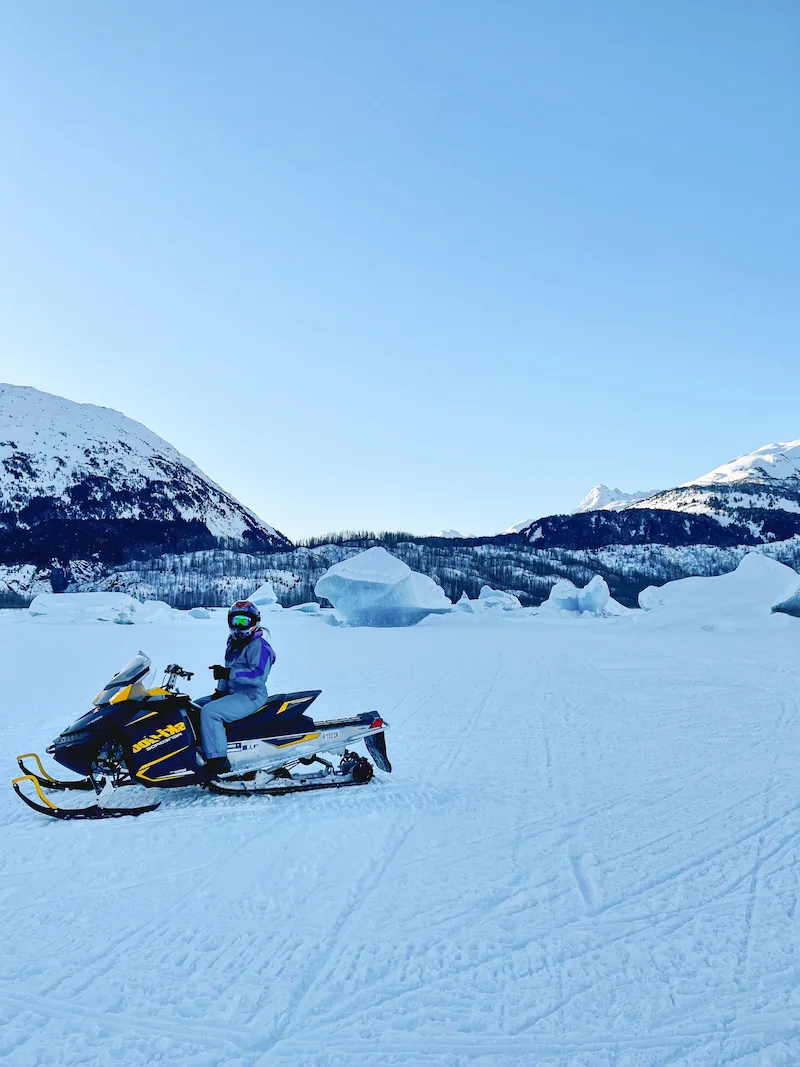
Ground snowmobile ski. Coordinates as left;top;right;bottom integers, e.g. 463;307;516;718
16;753;94;791
12;775;161;821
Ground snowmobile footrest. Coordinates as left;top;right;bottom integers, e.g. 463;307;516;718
12;776;160;820
16;753;94;791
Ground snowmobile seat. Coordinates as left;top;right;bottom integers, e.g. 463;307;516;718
225;712;316;743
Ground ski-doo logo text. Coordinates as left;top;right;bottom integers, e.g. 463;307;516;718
132;722;186;753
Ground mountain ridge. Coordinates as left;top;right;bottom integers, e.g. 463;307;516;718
0;383;291;568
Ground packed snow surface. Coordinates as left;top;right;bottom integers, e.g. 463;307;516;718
314;546;451;626
2;559;800;1066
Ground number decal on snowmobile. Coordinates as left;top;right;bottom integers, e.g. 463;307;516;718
132;721;186;753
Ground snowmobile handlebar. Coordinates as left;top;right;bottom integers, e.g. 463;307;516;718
163;664;194;688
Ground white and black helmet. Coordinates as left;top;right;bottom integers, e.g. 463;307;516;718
227;600;261;640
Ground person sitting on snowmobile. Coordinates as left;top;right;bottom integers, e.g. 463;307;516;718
195;600;276;777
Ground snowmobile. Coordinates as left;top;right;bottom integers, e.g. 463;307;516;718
12;653;391;821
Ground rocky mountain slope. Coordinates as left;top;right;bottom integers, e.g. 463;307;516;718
520;440;800;550
2;393;798;610
0;384;291;574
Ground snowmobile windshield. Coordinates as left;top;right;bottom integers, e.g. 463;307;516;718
93;653;152;706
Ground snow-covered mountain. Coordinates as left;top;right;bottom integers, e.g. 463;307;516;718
0;384;291;571
692;440;800;485
520;438;800;553
506;487;658;532
622;440;800;533
574;485;659;513
505;518;535;534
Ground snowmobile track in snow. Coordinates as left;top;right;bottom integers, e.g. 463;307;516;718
3;608;800;1065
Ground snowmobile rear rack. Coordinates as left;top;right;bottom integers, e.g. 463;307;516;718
12;775;161;821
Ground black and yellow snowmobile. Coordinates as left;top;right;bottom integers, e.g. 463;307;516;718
13;653;391;820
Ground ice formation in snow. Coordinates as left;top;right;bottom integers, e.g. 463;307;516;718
248;581;281;610
453;592;478;614
314;547;451;626
28;592;179;624
772;578;800;618
452;587;523;615
478;586;522;611
639;552;798;621
543;575;623;616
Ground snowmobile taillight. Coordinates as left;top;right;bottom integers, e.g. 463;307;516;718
370;718;384;729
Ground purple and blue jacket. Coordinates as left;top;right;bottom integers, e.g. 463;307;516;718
216;628;276;703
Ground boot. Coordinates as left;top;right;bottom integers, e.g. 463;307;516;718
204;756;232;778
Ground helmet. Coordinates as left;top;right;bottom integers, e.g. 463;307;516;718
227;600;261;641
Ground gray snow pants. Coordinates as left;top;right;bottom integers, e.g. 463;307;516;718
196;691;263;759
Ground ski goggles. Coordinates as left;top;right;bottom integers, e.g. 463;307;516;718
230;615;253;628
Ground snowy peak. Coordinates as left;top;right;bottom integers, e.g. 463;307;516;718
506;519;536;534
574;485;659;513
0;383;291;559
689;440;800;486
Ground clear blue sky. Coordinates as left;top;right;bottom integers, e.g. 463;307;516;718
1;1;798;540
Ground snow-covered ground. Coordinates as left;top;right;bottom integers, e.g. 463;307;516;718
2;591;800;1066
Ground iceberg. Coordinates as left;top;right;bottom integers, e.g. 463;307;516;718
543;575;625;617
454;587;523;614
453;591;478;614
248;581;281;610
640;552;799;623
314;547;451;626
28;592;178;624
578;575;611;614
772;575;800;618
478;586;522;611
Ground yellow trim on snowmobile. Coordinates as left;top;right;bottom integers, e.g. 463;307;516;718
276;697;311;715
126;711;158;726
109;684;134;705
268;731;321;749
16;753;56;783
136;746;190;783
12;775;57;810
146;687;172;697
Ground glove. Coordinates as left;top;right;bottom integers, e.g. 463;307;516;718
210;664;231;681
